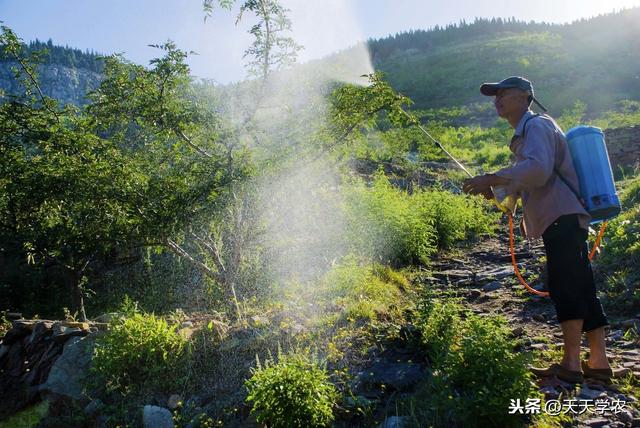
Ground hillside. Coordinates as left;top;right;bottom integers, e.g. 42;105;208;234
368;8;640;114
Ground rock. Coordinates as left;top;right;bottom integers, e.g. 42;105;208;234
584;417;609;427
613;367;632;377
143;405;174;428
476;266;513;282
6;312;22;320
608;330;624;341
52;322;88;343
468;289;482;299
618;409;633;424
511;326;524;337
481;281;501;292
378;416;409;428
532;314;546;322
180;321;194;329
540;386;559;399
2;321;34;345
167;394;182;410
41;335;95;401
357;362;425;391
27;321;53;346
578;385;605;400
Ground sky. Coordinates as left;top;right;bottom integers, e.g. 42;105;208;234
1;0;639;83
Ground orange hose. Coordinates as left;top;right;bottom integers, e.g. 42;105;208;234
589;220;608;260
508;216;607;298
508;215;549;297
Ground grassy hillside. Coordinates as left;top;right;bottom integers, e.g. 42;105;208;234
368;8;640;115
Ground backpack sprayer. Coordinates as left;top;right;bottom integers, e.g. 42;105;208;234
400;109;622;297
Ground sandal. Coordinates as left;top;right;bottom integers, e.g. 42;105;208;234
529;363;584;383
581;360;628;383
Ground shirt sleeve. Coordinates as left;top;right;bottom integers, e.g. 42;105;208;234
494;120;556;192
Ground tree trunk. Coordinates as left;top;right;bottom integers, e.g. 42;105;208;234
66;268;87;322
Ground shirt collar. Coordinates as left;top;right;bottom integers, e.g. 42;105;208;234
513;110;535;138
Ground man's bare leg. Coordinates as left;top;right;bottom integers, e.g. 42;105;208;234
586;327;611;369
560;319;584;371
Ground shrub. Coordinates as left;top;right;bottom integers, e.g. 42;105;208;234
343;173;498;266
245;352;338;428
409;299;536;427
343;172;436;266
415;188;498;250
91;308;189;394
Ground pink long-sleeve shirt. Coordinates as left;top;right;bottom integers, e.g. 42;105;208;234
494;110;591;238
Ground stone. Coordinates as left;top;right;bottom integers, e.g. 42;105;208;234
532;314;545;322
52;323;88;343
617;409;633;424
27;321;53;345
613;367;632;377
6;312;22;320
468;289;482;299
607;330;624;341
41;335;95;401
540;386;559;399
357;362;425;391
578;385;605;400
511;326;524;337
143;405;174;428
378;416;409;428
584;417;609;427
481;281;501;292
2;322;33;345
167;394;182;410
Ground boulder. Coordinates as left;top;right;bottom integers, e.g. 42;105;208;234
143;405;174;428
356;362;425;391
40;335;95;401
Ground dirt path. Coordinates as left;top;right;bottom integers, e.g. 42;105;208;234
421;231;640;427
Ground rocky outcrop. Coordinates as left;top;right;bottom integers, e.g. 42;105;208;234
0;62;102;106
604;126;640;172
0;318;102;420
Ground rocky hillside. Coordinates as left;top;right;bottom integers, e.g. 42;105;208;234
0;62;102;106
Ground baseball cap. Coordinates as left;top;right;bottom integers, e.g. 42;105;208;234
480;76;548;111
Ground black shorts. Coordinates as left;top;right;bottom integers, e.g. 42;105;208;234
542;214;609;332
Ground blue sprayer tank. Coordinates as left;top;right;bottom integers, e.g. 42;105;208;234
564;125;621;223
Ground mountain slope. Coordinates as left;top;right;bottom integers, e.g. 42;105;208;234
367;8;640;114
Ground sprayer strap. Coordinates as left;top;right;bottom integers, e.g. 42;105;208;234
521;114;585;207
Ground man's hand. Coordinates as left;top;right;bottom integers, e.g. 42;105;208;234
462;174;508;200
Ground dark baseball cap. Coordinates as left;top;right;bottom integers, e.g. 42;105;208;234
480;76;548;112
480;76;533;96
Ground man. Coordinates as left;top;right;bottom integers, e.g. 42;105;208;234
462;76;613;384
